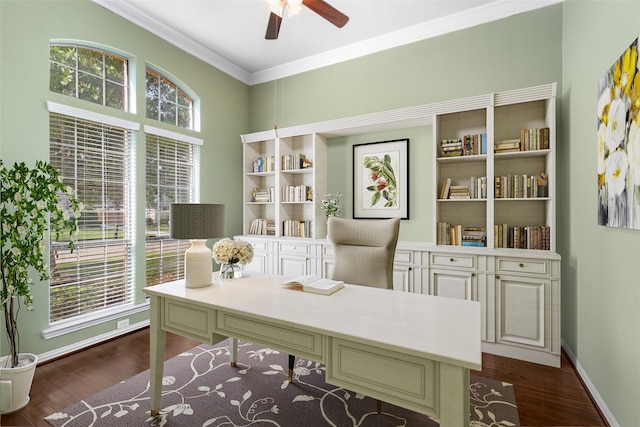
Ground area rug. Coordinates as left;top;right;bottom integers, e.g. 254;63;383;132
46;341;520;427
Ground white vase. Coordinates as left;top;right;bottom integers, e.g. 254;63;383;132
0;353;38;414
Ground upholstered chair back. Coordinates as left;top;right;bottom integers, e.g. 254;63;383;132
327;217;401;289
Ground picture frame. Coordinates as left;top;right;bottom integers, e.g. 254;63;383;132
353;138;409;219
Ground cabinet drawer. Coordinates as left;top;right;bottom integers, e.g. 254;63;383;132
430;253;476;269
279;242;310;256
249;240;269;252
394;249;413;264
497;258;548;275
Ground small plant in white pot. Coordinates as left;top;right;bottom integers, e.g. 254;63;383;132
0;160;81;414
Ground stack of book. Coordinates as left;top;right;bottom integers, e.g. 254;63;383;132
448;185;470;199
249;218;275;235
253;187;274;203
461;226;486;247
440;138;463;157
462;133;487;156
494;139;521;153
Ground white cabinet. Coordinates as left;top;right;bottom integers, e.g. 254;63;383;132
238;83;561;368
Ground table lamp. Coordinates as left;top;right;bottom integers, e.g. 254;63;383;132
170;203;226;288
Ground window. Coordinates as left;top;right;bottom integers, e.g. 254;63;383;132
145;130;199;286
50;45;128;110
145;68;193;129
48;109;135;323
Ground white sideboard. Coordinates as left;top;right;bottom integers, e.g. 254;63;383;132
238;235;561;368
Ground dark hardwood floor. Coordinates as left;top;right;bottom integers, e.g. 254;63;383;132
1;328;608;426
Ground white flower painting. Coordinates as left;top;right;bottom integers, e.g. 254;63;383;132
597;36;640;228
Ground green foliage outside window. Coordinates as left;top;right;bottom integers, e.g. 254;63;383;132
49;45;128;110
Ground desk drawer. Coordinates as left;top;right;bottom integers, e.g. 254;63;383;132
497;257;548;275
326;338;437;417
163;299;214;342
430;253;476;269
215;311;324;362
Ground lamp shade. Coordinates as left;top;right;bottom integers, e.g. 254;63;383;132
170;204;226;240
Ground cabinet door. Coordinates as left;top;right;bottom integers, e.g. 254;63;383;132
495;274;549;350
430;269;476;300
279;254;310;277
393;265;412;292
243;252;268;274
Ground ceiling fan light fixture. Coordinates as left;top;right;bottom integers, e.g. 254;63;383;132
285;0;304;18
266;0;285;17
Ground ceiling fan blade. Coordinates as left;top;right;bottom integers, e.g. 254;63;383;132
302;0;349;28
265;12;283;39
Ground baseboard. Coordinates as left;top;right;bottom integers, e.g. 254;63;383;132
36;320;150;364
561;340;618;427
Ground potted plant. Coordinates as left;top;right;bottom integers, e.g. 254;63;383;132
0;160;81;414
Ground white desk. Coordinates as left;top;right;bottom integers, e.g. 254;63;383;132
144;274;481;426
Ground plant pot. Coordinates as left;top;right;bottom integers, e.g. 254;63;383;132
0;353;37;414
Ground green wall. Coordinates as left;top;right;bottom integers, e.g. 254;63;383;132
250;5;563;243
3;0;640;424
0;0;249;356
561;1;640;425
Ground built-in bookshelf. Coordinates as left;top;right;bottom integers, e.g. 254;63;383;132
434;84;556;252
242;131;327;239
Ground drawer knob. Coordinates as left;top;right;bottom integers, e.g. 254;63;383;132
496;275;501;280
519;263;525;268
472;272;476;277
450;258;455;262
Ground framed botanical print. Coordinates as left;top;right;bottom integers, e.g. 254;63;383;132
353;138;409;219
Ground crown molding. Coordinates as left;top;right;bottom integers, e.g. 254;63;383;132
93;0;562;86
92;0;252;84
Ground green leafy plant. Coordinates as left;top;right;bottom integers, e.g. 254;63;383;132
364;155;398;207
319;192;343;218
1;160;81;367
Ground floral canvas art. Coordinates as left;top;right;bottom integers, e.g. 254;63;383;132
597;36;640;228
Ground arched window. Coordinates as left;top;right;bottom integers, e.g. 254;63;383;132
145;67;194;130
50;45;129;111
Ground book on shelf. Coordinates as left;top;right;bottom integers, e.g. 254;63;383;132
520;127;550;151
448;185;470;199
281;153;309;171
249;218;275;235
439;178;452;199
439;134;486;157
282;275;344;296
252;186;274;202
282;220;313;238
494;138;521;153
252;156;275;173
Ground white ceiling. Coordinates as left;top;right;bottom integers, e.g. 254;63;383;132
93;0;561;85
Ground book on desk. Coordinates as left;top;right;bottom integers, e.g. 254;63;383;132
282;275;344;295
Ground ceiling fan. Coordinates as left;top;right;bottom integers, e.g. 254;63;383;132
264;0;349;40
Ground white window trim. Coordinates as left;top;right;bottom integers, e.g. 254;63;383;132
144;124;203;145
47;101;140;131
41;301;149;340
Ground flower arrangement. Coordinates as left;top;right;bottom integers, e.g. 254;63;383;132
319;192;343;218
1;160;82;367
212;238;254;265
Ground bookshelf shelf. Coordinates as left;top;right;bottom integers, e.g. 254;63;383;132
434;83;556;252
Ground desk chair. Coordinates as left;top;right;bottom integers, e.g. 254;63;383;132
287;216;401;382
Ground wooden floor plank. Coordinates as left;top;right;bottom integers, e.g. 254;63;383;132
1;328;608;426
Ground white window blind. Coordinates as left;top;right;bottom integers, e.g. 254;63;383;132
145;132;197;286
49;112;134;322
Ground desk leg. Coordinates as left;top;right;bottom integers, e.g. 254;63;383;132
230;338;238;367
149;295;167;417
439;363;470;427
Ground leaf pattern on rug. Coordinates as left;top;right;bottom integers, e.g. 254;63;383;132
45;341;520;427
